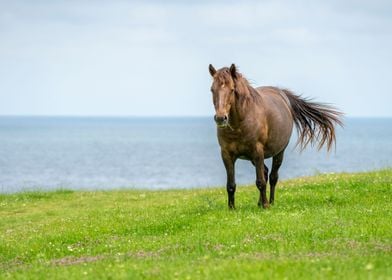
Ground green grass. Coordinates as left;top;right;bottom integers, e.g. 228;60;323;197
1;170;391;279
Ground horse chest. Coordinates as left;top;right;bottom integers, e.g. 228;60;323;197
218;130;256;159
235;142;254;159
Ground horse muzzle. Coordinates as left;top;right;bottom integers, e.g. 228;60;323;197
214;114;229;127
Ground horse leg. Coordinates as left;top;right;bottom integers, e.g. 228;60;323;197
264;164;269;184
252;161;268;183
269;151;284;205
255;156;269;209
221;151;236;209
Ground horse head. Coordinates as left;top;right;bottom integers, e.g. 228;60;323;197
208;64;239;127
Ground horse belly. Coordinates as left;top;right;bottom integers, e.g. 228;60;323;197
264;118;293;158
264;112;293;158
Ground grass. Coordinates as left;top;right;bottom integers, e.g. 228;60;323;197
0;169;391;279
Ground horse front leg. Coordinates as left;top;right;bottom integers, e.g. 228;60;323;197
255;156;269;209
221;151;236;209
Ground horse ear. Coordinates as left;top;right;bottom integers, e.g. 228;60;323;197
209;64;216;76
230;63;238;79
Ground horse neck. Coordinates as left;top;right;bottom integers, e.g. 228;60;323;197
228;98;241;127
229;82;257;126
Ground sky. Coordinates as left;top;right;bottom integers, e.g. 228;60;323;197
0;0;391;117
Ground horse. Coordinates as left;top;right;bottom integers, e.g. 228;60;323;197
208;63;343;209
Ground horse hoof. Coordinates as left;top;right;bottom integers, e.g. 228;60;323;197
263;203;270;209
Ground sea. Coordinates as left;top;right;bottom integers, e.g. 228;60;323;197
0;117;391;193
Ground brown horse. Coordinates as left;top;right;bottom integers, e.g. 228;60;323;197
208;64;343;209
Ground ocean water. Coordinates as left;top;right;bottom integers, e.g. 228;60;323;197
0;117;391;193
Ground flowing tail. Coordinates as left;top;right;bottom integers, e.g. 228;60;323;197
282;89;344;151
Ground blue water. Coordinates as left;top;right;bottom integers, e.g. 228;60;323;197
0;117;391;193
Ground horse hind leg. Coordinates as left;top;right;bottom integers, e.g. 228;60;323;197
269;151;284;205
264;164;269;183
254;157;269;209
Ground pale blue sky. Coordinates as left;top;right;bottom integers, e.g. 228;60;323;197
0;0;391;117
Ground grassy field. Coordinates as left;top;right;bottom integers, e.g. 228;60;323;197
0;170;391;279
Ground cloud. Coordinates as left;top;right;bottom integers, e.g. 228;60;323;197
0;0;391;116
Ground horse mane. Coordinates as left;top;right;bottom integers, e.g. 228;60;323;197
234;71;262;105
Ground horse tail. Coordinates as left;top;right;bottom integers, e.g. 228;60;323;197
282;89;344;151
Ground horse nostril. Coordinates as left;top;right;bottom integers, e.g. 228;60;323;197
223;115;228;121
